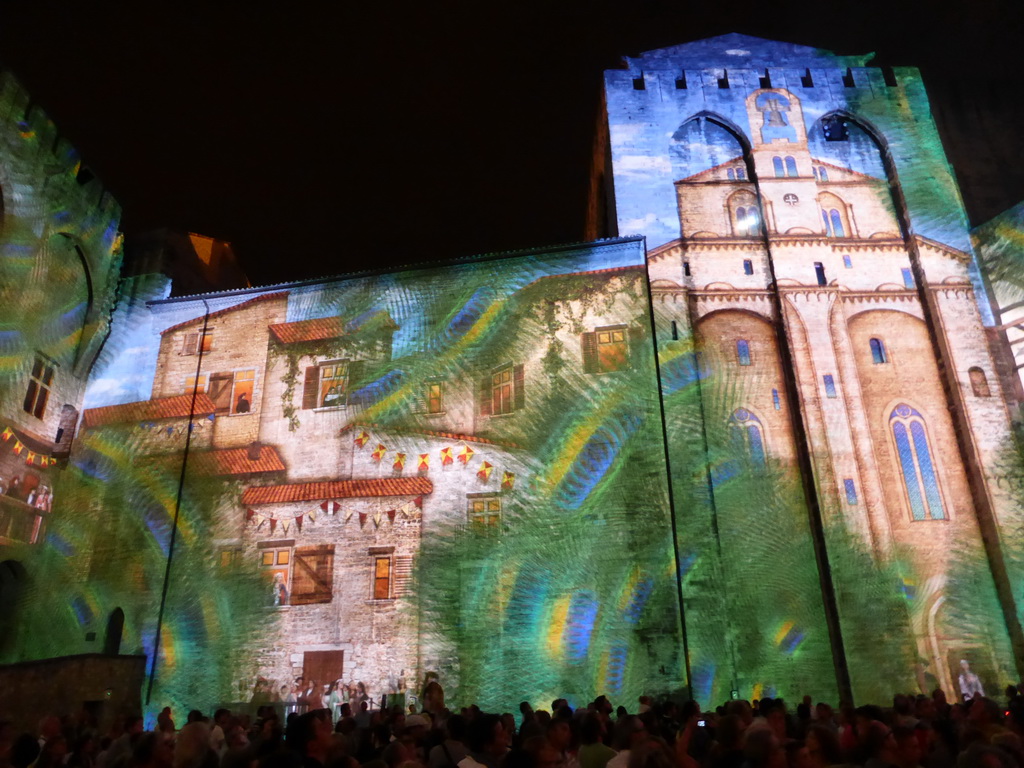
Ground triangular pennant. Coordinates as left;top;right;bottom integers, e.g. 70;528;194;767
308;511;316;523
295;515;303;532
358;512;367;527
354;430;370;448
457;445;475;465
393;453;406;471
320;500;330;513
387;509;396;522
25;451;36;465
502;471;516;490
418;453;429;471
440;446;454;466
414;495;423;509
332;501;340;513
12;441;24;455
477;461;493;482
246;508;255;523
373;511;382;527
270;518;277;533
282;521;290;535
344;509;354;522
371;443;387;462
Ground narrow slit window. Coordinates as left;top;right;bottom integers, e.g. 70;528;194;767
969;367;990;397
772;389;781;410
671;321;679;341
901;268;914;289
814;262;827;286
736;167;746;180
823;374;837;398
683;261;691;276
870;338;887;364
842;254;852;269
844;479;858;505
727;168;735;180
819;166;829;181
737;340;752;366
743;259;754;275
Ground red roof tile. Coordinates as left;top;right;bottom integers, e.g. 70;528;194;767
191;445;286;476
269;310;399;344
82;394;217;428
269;316;346;344
242;476;432;506
525;264;644;288
160;292;289;335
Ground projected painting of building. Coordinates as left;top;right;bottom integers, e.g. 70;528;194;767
4;33;1024;716
603;33;1024;703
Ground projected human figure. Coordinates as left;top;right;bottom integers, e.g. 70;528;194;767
958;659;985;701
235;392;251;413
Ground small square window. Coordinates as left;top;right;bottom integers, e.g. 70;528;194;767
262;551;275;566
823;374;837;398
23;356;55;420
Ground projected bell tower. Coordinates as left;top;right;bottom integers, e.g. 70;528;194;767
600;33;1024;703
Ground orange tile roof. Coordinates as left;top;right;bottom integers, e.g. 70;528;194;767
269;310;399;344
82;394;217;428
242;476;432;506
268;315;346;344
160;292;288;335
525;264;644;288
190;445;286;476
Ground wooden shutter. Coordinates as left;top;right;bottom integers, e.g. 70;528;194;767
208;372;233;414
479;374;492;416
581;332;598;374
628;327;646;369
513;364;525;411
393;556;413;597
291;545;334;605
302;366;319;409
181;333;198;355
412;384;426;414
346;361;366;405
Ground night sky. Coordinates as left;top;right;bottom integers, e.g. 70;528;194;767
1;2;1022;287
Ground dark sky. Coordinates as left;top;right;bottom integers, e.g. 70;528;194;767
1;1;1021;286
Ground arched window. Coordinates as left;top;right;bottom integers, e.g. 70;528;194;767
736;339;751;366
729;408;766;467
729;191;761;237
969;367;990;397
819;193;850;238
773;157;785;178
784;156;798;177
870;338;887;364
818;166;828;181
736;167;746;180
727;168;735;180
889;404;946;521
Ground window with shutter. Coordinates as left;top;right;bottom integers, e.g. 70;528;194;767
373;556;391;600
181;332;199;356
479;373;493;416
208;372;234;414
346;361;366;406
582;332;599;373
302;366;319;410
393;556;413;597
585;326;628;373
291;545;334;605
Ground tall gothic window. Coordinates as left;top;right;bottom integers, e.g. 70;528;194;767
889;404;946;521
784;156;798;177
773;157;785;177
870;338;887;364
728;408;766;467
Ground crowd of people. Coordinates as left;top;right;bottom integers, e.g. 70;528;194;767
4;684;1024;768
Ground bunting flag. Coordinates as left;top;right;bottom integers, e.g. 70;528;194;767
477;461;493;482
320;500;340;515
440;446;454;466
354;430;370;448
358;512;367;527
281;521;290;535
502;471;516;490
418;453;429;471
371;443;387;462
269;518;277;533
295;515;303;532
344;509;353;522
12;441;24;455
1;427;12;441
457;445;474;465
387;509;396;522
414;495;423;509
373;511;382;527
26;451;36;465
308;511;316;523
246;508;255;523
393;453;406;471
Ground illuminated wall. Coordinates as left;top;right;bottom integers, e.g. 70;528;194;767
607;33;1024;703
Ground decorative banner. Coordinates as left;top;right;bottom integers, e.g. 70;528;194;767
393;453;406;471
246;508;255;523
344;509;353;522
13;441;24;455
373;511;382;527
354;430;370;448
358;512;367;527
457;445;474;465
1;427;12;441
307;511;316;523
371;443;387;462
269;518;277;534
387;509;396;522
440;446;454;466
320;500;340;515
502;471;516;490
477;461;493;482
418;453;429;471
26;451;36;465
295;515;303;532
